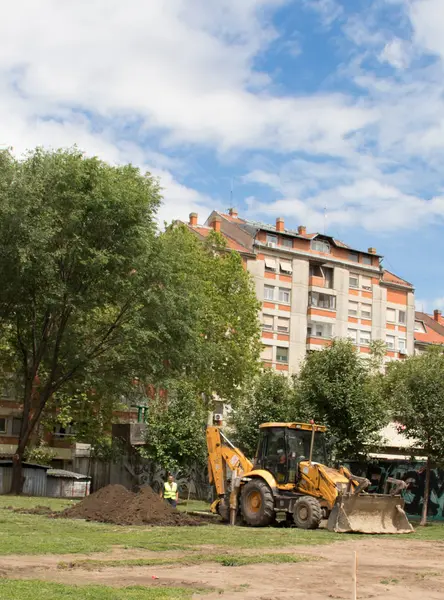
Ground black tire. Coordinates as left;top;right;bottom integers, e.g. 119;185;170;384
293;496;322;530
240;479;275;527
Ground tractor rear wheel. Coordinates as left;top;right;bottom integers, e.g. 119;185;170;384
241;479;275;527
293;496;322;530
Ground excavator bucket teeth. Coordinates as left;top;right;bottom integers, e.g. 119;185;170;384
327;494;414;534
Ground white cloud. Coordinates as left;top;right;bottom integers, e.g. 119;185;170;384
302;0;343;28
379;39;412;69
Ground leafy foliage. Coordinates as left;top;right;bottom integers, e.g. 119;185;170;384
141;379;207;471
24;443;55;466
231;370;299;456
296;339;389;460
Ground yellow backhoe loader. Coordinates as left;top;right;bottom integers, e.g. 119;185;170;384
207;422;413;534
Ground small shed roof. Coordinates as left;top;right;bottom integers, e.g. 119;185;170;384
47;469;91;480
0;460;49;471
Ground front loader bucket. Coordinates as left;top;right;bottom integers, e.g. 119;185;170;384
327;494;414;534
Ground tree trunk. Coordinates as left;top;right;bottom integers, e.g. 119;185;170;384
420;455;431;526
11;445;26;495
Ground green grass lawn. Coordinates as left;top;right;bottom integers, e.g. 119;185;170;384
0;495;443;557
0;580;202;600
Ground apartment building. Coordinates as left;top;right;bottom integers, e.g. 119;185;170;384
183;209;415;374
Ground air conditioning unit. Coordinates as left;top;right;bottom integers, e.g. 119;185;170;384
266;242;276;248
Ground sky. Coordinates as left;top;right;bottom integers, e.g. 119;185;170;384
1;0;444;310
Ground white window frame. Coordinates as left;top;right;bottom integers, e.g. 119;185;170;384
398;310;406;324
278;288;291;304
264;285;275;301
361;304;372;319
261;345;273;361
349;274;359;288
266;234;277;245
348;301;358;316
311;239;330;253
280;260;293;274
281;237;293;249
398;338;407;352
386;308;396;323
414;320;426;333
276;346;289;363
359;330;371;346
361;276;372;291
262;315;274;330
347;329;358;343
277;318;290;333
386;335;395;350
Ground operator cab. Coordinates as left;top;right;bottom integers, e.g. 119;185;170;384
254;422;327;484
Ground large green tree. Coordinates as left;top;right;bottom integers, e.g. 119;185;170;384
384;348;444;525
231;370;299;457
296;339;389;460
0;149;261;490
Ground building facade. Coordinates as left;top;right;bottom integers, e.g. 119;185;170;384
414;309;444;353
183;209;415;374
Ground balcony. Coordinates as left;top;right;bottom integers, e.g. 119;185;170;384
307;291;336;318
309;265;334;289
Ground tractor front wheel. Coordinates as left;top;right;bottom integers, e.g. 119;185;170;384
293;496;322;530
240;479;275;527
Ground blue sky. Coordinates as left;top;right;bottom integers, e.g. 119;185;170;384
1;0;444;309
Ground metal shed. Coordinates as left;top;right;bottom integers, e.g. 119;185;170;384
46;469;91;498
0;461;48;496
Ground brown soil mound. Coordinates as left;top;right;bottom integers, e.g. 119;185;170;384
60;484;202;526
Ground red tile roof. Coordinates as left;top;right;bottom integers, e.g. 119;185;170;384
415;311;444;346
187;224;252;254
382;270;413;289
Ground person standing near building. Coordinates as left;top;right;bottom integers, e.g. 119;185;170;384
161;474;178;508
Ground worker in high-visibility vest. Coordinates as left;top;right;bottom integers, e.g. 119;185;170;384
161;474;178;508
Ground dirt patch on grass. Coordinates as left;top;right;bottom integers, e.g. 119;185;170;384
59;485;204;526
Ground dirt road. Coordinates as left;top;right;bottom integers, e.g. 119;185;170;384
1;537;444;599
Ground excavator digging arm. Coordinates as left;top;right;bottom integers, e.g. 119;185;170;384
206;426;253;520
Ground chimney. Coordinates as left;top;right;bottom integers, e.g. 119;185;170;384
368;247;377;255
189;212;198;226
212;215;222;233
298;225;306;235
276;217;285;232
228;208;238;218
434;309;442;322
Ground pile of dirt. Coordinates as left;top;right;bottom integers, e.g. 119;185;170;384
59;484;203;526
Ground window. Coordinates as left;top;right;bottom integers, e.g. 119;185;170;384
276;347;289;363
311;239;330;253
362;255;372;265
386;308;396;323
277;318;290;333
359;330;371;345
261;345;273;361
386;335;395;349
361;276;372;291
309;322;333;339
349;274;359;288
347;329;358;343
348;301;358;316
398;338;406;352
262;315;274;330
324;267;334;289
399;310;406;324
309;292;336;309
278;288;291;304
12;418;22;436
265;257;277;271
309;264;323;277
0;417;6;433
349;252;359;262
281;237;293;249
361;304;372;319
266;234;277;246
280;260;293;274
415;320;426;333
264;285;275;301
